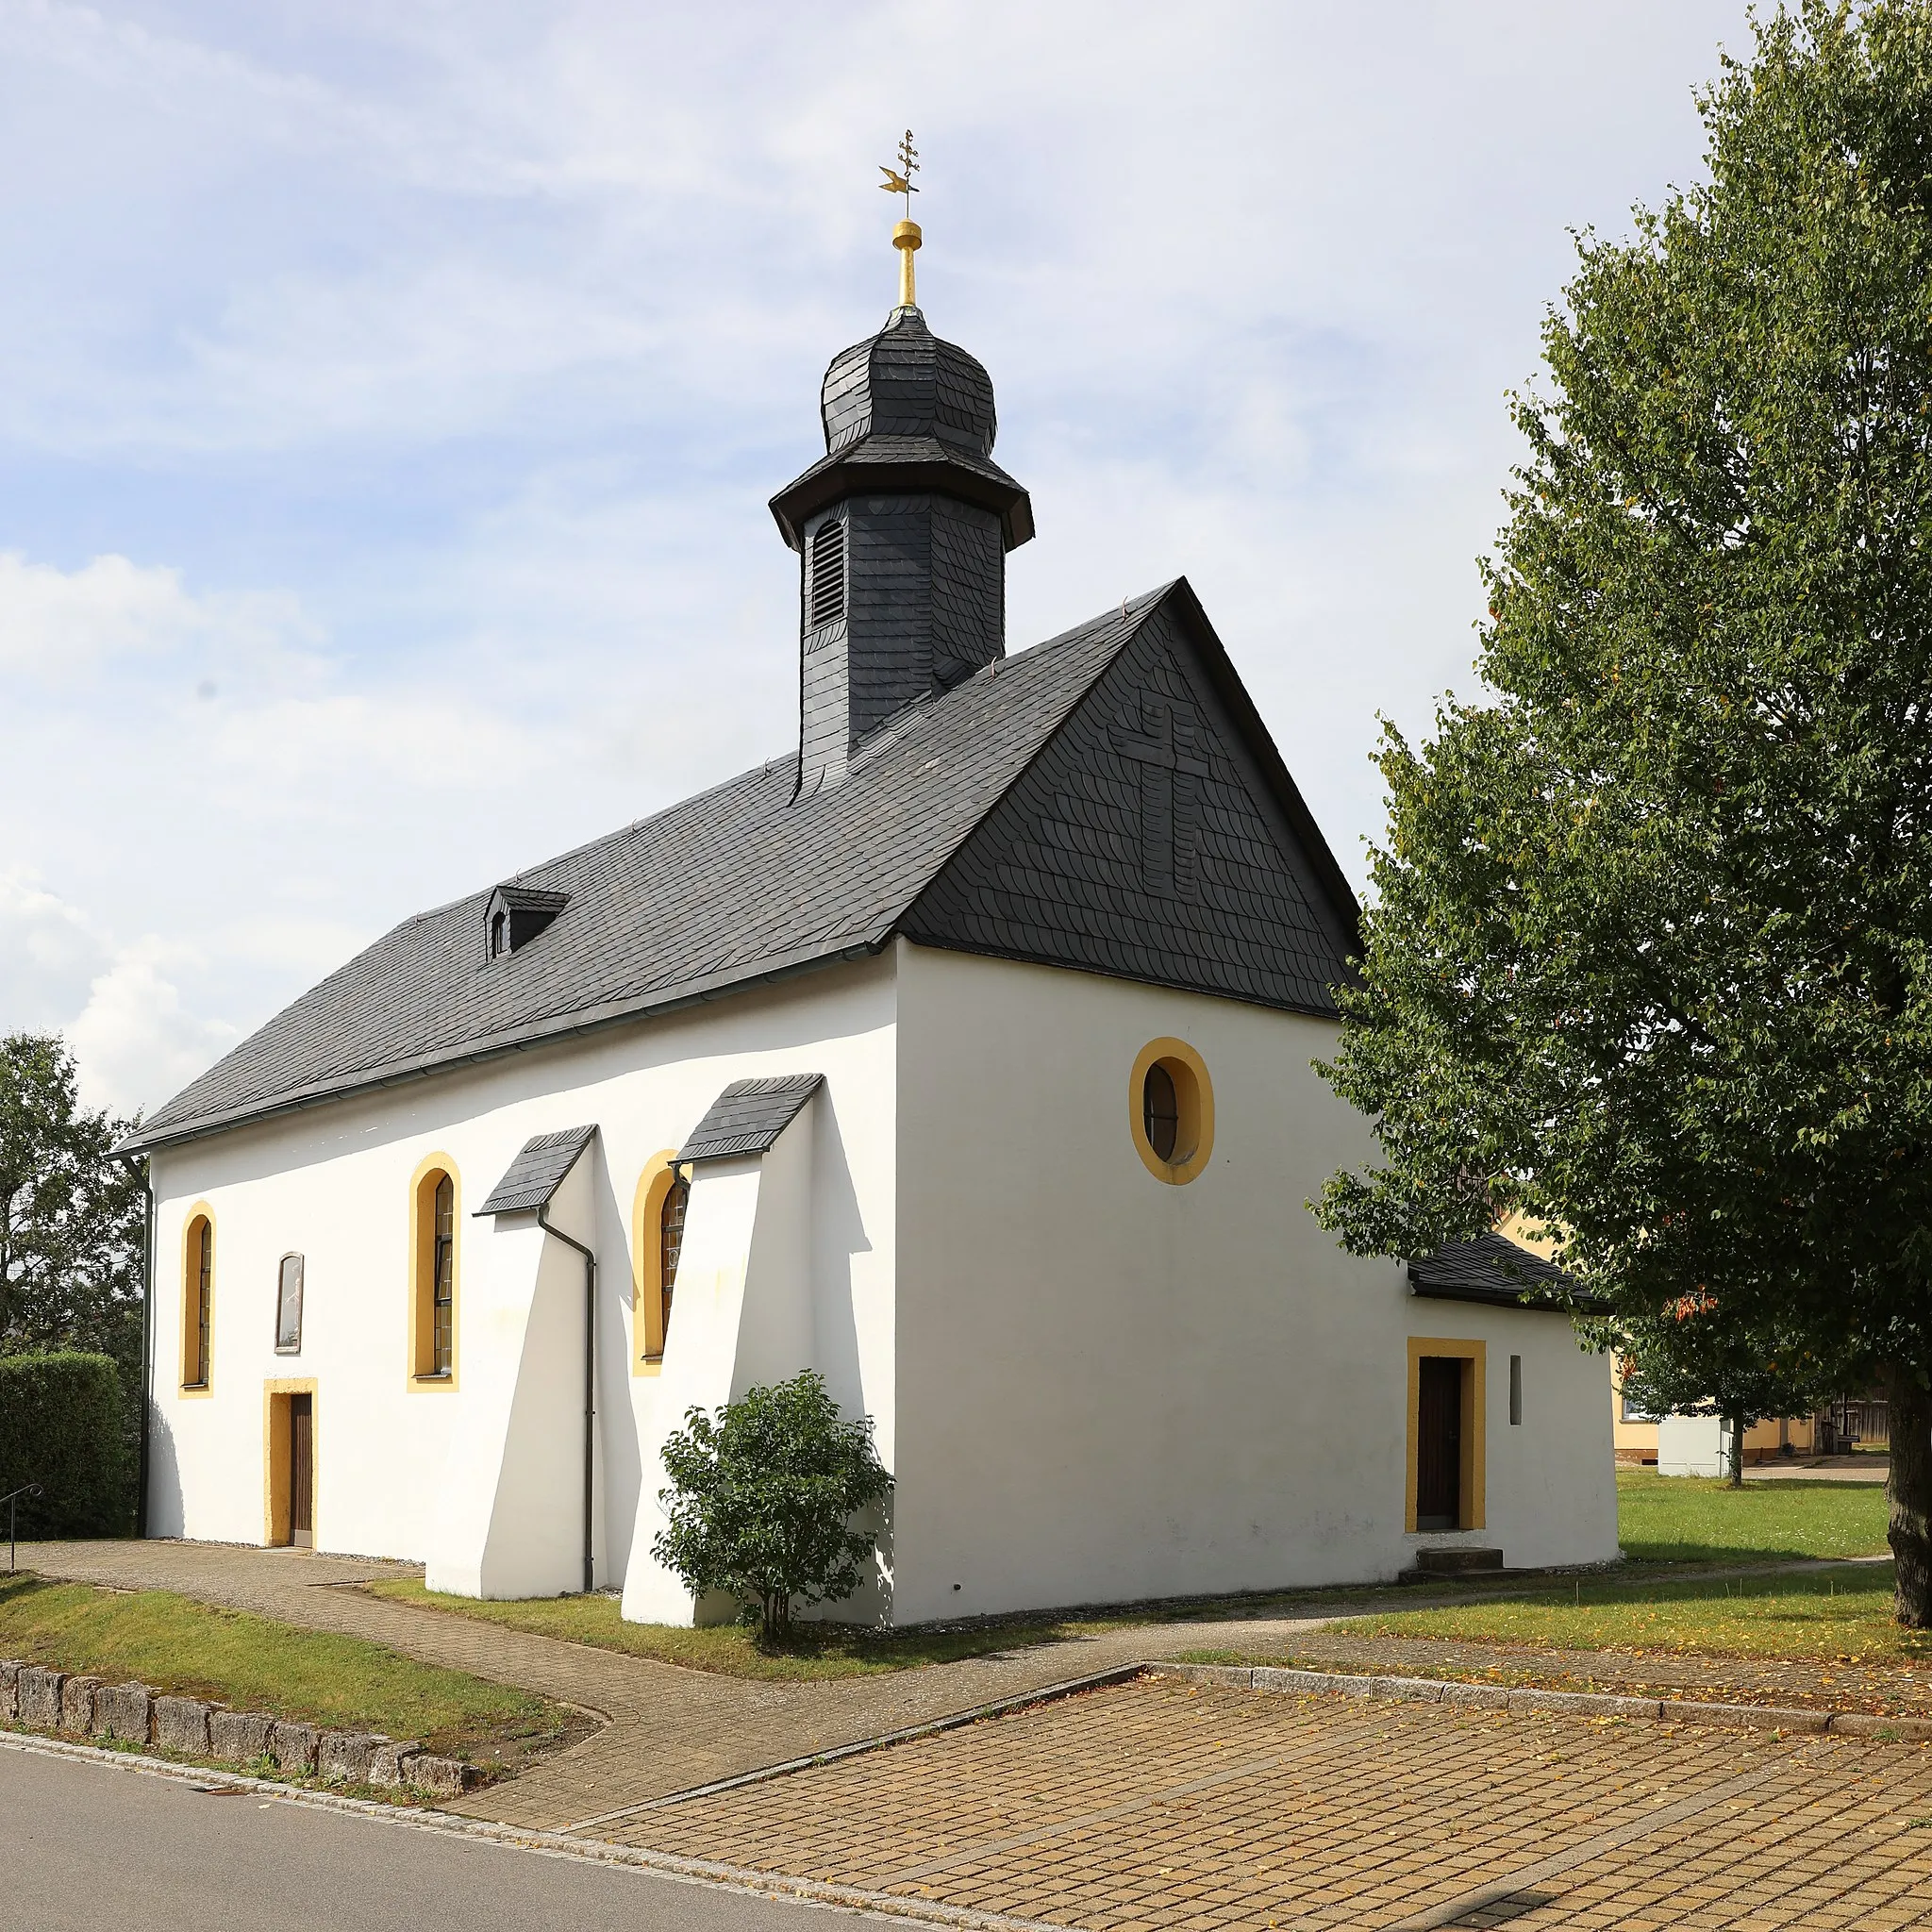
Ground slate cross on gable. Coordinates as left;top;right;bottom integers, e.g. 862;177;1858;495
1110;693;1208;901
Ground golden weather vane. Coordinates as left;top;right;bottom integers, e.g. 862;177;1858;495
879;128;923;309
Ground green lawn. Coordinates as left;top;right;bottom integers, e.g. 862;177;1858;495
0;1574;580;1768
362;1471;1899;1682
363;1576;1102;1680
1180;1474;1905;1670
1616;1467;1890;1565
1332;1563;1927;1664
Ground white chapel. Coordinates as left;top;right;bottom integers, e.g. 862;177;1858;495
125;220;1617;1624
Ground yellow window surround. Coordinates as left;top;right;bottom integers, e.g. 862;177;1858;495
406;1154;460;1391
631;1151;685;1376
1128;1037;1215;1185
178;1206;216;1397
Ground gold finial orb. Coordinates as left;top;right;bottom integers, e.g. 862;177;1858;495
879;128;922;308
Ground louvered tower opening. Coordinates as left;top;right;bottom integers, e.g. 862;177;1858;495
808;519;845;629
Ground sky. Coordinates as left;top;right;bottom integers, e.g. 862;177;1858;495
0;0;1761;1120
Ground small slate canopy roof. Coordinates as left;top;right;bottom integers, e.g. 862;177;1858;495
676;1075;823;1164
1407;1231;1602;1313
475;1125;597;1216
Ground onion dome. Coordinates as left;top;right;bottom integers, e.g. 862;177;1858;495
769;305;1034;553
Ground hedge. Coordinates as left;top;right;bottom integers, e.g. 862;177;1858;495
0;1352;130;1537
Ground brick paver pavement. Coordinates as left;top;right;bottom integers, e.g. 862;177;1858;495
620;1675;1932;1930
13;1540;1361;1830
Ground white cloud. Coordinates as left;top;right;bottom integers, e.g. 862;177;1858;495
0;550;318;688
0;0;1763;1115
68;941;238;1119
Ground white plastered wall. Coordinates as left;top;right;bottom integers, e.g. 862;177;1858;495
621;1104;819;1625
425;1149;596;1600
891;941;1617;1624
142;955;896;1589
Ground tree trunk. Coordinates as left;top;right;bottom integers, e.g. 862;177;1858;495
1880;1361;1932;1628
1727;1410;1745;1487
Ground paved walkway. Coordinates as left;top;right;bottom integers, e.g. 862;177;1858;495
18;1539;1925;1842
620;1673;1932;1929
22;1540;1932;1927
12;1540;1362;1830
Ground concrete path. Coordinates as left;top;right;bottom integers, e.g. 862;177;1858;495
1740;1457;1889;1483
0;1737;883;1930
12;1539;1355;1830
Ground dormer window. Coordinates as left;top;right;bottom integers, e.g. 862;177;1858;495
486;884;569;960
808;518;845;629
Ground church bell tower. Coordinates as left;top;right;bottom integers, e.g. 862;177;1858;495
770;138;1034;795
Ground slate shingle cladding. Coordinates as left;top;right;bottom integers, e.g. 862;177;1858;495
676;1074;824;1164
128;580;1360;1154
1407;1232;1602;1313
904;598;1360;1016
475;1125;598;1216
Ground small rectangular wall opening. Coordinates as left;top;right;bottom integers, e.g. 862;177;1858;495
1509;1354;1524;1425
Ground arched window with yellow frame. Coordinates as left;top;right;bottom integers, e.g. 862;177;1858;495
632;1154;691;1374
408;1156;460;1389
179;1207;215;1394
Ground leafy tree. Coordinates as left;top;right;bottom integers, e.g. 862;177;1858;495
1613;1299;1843;1486
0;1033;146;1497
651;1371;892;1639
1315;3;1932;1623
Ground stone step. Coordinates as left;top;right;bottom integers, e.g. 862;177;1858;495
1411;1546;1505;1575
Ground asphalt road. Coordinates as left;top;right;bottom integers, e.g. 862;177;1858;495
2;1741;884;1930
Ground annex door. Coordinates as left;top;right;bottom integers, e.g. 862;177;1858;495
290;1393;313;1549
1415;1357;1463;1531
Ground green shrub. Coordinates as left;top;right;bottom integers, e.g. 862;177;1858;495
0;1352;129;1537
652;1371;892;1638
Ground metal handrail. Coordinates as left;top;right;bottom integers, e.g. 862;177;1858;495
3;1483;43;1573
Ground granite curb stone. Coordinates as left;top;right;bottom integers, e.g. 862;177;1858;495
1661;1700;1831;1733
94;1682;154;1742
18;1664;64;1728
210;1709;275;1763
153;1695;211;1755
1146;1661;1929;1735
59;1674;101;1734
369;1739;424;1788
0;1655;466;1797
268;1720;318;1773
1829;1710;1932;1740
319;1731;384;1783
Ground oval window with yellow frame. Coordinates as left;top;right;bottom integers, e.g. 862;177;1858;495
1129;1039;1214;1184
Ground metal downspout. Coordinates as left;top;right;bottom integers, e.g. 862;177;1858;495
116;1154;155;1540
538;1207;596;1595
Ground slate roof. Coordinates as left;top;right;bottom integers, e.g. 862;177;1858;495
770;307;1033;551
475;1125;598;1216
1407;1232;1602;1313
676;1074;824;1164
125;580;1361;1155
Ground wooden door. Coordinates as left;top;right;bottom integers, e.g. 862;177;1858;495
290;1394;313;1549
1415;1357;1462;1530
